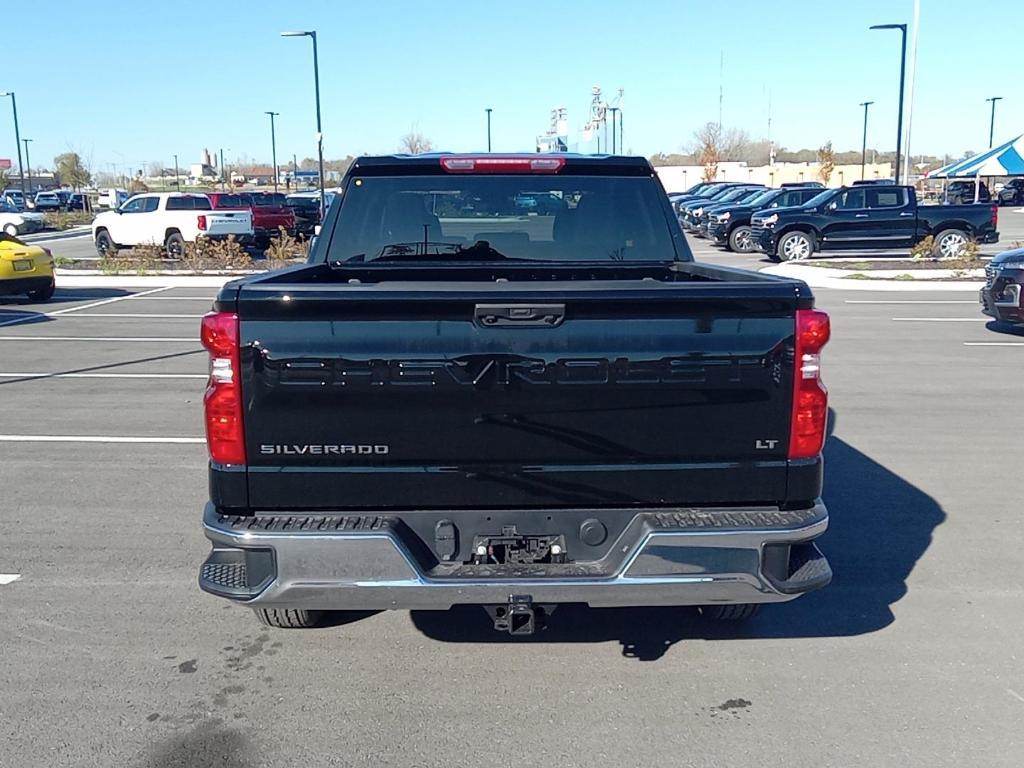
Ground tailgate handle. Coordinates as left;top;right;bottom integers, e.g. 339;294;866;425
475;303;565;328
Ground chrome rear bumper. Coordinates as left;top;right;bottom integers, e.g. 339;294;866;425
199;502;831;610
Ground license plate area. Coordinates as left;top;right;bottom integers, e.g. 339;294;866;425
471;526;568;565
13;260;33;272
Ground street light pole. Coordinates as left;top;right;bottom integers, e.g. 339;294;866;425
485;108;492;152
618;110;624;155
608;107;619;154
0;92;25;195
265;111;280;192
219;148;226;190
22;138;32;193
860;101;874;180
173;153;180;191
281;30;326;218
985;96;1002;148
869;23;907;185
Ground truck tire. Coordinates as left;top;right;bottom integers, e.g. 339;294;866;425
95;230;116;257
253;608;323;629
776;231;815;261
164;232;186;259
932;229;968;259
728;225;754;253
27;277;56;302
703;603;761;621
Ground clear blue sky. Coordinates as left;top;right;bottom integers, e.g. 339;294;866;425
2;0;1020;175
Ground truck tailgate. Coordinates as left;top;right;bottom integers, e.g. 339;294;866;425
234;275;801;511
207;210;253;236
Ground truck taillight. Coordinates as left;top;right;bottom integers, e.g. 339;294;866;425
440;155;566;174
197;214;208;231
789;309;830;460
200;311;245;465
991;205;998;227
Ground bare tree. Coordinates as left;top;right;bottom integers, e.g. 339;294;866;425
692;122;721;182
399;130;433;155
817;141;835;184
719;127;751;161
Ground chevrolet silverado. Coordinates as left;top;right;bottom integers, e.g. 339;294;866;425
751;185;999;261
198;154;833;634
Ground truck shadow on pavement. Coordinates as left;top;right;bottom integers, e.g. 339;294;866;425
985;320;1024;337
410;411;946;660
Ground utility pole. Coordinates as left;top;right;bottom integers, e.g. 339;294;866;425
22;138;32;193
986;96;1003;148
485;107;492;152
869;23;908;184
219;148;226;190
0;92;25;195
608;107;619;153
903;0;920;183
618;110;623;155
265;111;280;192
173;153;180;191
860;101;874;180
281;31;325;217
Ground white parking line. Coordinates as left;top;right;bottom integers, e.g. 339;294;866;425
0;286;174;328
54;295;215;301
0;574;21;585
891;317;989;322
963;342;1024;346
1008;689;1024;704
0;336;196;342
0;373;207;380
845;300;976;304
39;313;203;319
0;435;205;444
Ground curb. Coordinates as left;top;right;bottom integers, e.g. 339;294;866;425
759;263;985;292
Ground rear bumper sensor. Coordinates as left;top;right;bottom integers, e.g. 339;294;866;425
198;501;830;610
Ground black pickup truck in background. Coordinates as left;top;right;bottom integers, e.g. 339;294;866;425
198;154;833;634
751;185;999;261
706;185;822;252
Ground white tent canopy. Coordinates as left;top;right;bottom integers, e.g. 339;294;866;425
928;135;1024;178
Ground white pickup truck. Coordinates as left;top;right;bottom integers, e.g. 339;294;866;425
91;193;254;258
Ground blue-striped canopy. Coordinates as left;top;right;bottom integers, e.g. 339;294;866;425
928;135;1024;177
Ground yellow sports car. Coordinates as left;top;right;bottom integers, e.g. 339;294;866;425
0;232;55;302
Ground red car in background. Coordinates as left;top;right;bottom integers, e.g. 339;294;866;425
207;192;297;244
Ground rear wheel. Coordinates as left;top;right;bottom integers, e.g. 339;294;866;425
776;231;814;261
27;277;56;302
253;608;323;629
728;225;754;253
703;603;761;622
165;232;185;259
95;230;116;257
933;229;968;259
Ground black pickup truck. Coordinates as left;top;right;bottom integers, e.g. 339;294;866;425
198;154;833;634
751;185;999;261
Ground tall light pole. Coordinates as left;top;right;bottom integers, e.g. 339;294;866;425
869;23;907;185
618;110;624;155
173;153;180;191
22;140;32;195
219;148;226;190
281;31;326;218
485;107;492;152
265;111;280;192
608;107;619;154
0;92;25;194
986;96;1002;148
860;101;874;180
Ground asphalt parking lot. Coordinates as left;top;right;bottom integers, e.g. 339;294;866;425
2;249;1023;766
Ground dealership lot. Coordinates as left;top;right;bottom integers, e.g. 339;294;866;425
2;260;1023;766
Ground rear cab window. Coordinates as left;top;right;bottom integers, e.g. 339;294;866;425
325;173;685;264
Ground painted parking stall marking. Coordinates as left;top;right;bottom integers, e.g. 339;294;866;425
0;435;205;444
0;574;22;585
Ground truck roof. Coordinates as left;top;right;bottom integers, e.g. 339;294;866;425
348;153;654;177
